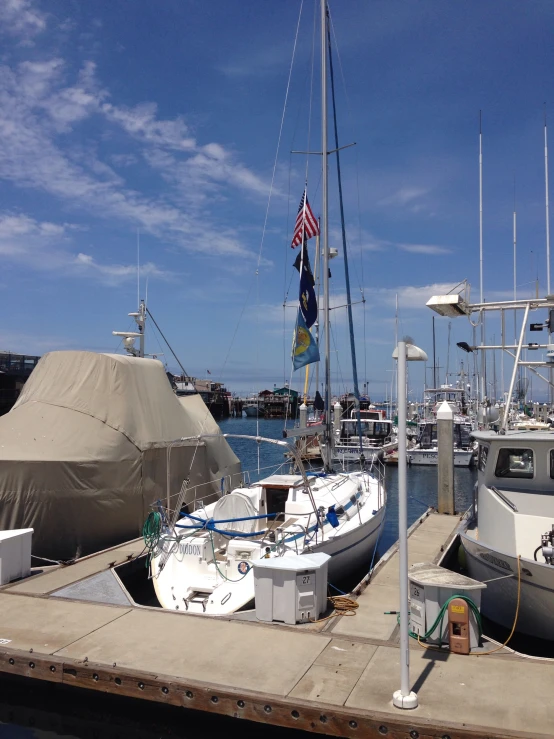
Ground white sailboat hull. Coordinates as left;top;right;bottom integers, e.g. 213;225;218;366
407;448;474;467
151;470;385;617
318;503;385;581
461;530;554;641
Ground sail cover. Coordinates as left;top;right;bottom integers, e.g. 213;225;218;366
0;351;240;561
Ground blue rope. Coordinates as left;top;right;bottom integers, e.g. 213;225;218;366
174;511;279;538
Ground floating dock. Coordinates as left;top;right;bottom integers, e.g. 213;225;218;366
0;511;551;739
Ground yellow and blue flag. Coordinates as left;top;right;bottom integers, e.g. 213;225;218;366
292;309;320;371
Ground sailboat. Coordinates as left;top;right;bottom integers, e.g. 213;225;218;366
148;0;386;616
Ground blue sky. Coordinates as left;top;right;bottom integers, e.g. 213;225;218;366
1;0;554;400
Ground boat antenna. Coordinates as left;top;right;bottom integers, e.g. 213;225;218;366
326;6;363;458
137;227;140;309
432;316;437;389
479;110;484;305
544;104;553;408
545;104;551;296
321;0;332;469
479;110;485;402
513;174;517;343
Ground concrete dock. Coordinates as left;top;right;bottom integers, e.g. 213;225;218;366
0;511;552;739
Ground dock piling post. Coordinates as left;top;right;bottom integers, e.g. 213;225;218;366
437;400;455;514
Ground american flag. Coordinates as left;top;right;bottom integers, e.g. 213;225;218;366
291;190;319;248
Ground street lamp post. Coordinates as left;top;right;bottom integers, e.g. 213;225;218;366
392;340;427;710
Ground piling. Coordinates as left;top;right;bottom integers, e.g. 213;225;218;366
437;399;455;514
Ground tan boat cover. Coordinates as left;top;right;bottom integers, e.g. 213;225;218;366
0;351;240;561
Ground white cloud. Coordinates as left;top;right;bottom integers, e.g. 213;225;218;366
102;102;196;151
0;54;271;263
372;282;462;310
0;212;71;265
110;153;138;167
0;0;46;42
378;186;429;207
399;243;452;255
74;253;168;285
0;212;168;285
355;230;452;256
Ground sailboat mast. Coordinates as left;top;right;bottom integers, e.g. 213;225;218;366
479;111;485;402
479;111;484;305
432;316;437;389
326;9;363;453
321;0;331;455
314;227;321;398
545;106;553;408
545;106;551;296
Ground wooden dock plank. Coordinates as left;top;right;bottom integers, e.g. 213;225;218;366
346;644;553;737
54;607;331;697
4;541;142;595
332;512;460;641
0;594;131;654
288;640;378;705
0;512;551;739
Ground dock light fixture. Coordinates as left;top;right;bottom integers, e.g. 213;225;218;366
456;341;474;353
392;340;427;711
426;293;470;318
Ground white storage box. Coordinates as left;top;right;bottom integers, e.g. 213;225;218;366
253;553;330;624
408;561;486;648
0;529;33;585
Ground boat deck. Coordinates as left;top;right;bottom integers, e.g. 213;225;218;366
0;512;551;738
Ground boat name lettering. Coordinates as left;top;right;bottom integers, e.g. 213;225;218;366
479;552;512;571
180;543;202;556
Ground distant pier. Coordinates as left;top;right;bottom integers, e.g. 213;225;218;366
0;352;40;416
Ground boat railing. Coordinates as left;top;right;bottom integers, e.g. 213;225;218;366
335;438;386;449
367;457;386;509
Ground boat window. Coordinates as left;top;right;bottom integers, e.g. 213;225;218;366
417;423;436;449
478;444;489;472
494;448;534;479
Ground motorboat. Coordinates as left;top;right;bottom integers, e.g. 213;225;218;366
407;417;475;467
333;410;397;465
461;429;554;640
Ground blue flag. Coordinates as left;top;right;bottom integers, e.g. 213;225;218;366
292;309;320;371
296;242;317;328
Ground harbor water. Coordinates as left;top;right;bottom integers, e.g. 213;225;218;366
0;416;478;739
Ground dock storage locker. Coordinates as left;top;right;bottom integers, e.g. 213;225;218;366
253;553;330;624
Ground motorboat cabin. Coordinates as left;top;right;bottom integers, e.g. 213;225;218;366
461;430;554;640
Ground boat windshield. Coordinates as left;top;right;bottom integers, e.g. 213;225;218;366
417;422;473;449
494;448;534;479
340;420;391;441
